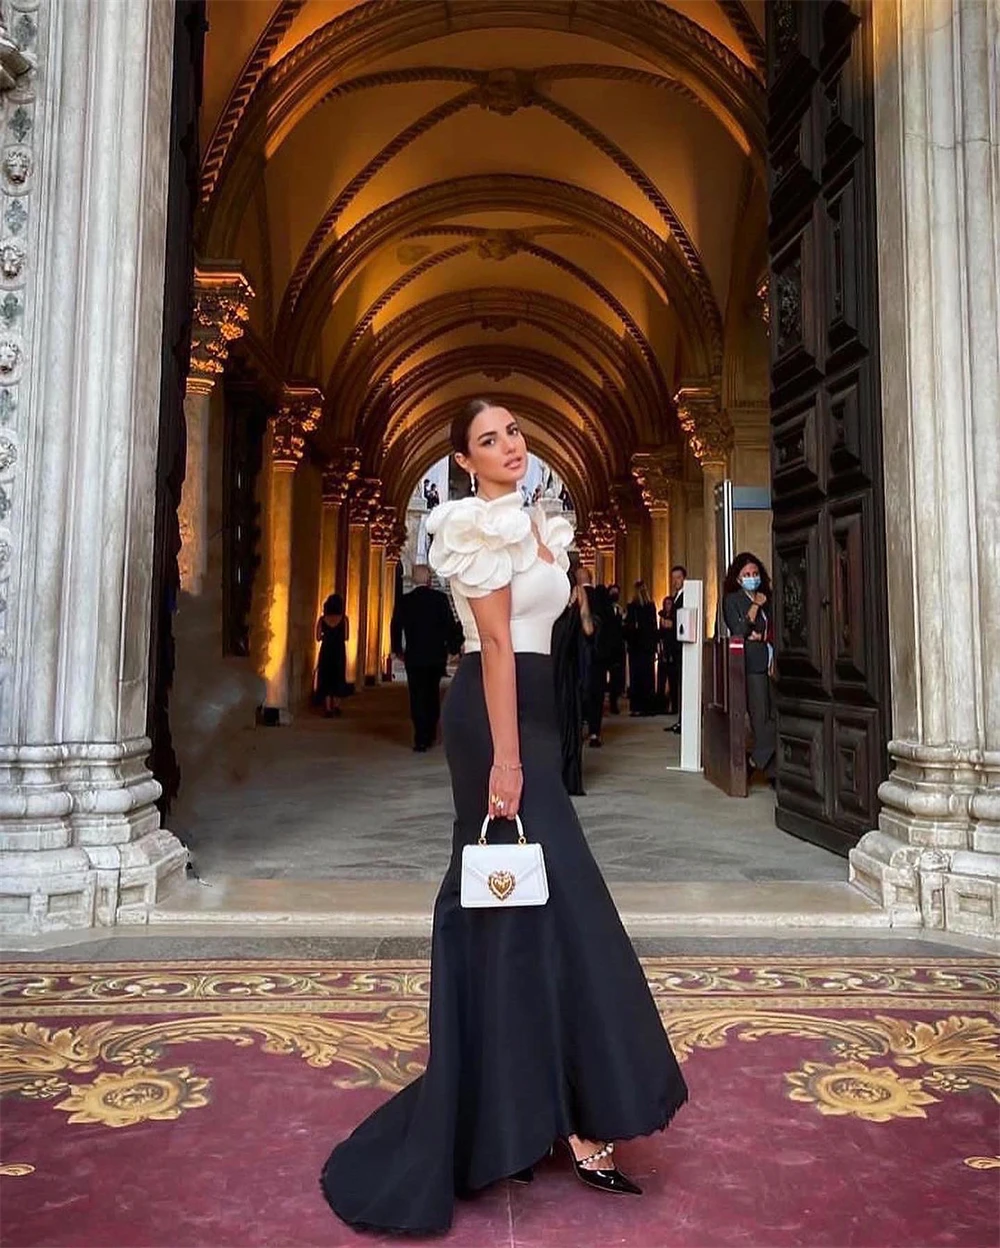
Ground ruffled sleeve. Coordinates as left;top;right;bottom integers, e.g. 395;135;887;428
426;494;536;598
532;506;575;573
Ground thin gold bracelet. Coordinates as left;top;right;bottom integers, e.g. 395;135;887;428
492;762;522;770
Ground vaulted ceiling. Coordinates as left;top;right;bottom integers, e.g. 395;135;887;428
198;0;769;515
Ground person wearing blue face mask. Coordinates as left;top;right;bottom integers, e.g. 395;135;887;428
722;552;776;784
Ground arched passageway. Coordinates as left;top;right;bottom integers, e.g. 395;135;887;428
164;0;801;896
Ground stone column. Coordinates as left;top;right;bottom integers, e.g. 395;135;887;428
262;387;320;716
669;479;688;572
676;386;733;638
0;0;187;931
319;446;360;608
177;267;253;595
345;478;380;687
365;529;386;685
588;509;620;587
850;0;1000;937
631;449;680;609
380;526;405;681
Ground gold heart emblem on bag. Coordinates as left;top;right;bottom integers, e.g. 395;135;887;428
487;870;516;901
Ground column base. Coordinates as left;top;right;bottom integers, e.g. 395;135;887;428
0;741;189;935
849;743;1000;938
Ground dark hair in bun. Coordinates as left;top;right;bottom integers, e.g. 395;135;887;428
450;398;494;454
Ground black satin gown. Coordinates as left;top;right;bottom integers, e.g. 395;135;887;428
320;652;688;1235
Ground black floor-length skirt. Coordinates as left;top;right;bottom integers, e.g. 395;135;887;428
320;653;688;1235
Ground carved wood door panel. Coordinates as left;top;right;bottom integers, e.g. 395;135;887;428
767;0;890;854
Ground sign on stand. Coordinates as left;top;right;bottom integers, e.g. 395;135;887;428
672;577;703;773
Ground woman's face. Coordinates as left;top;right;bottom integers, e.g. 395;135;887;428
455;406;526;493
738;561;760;583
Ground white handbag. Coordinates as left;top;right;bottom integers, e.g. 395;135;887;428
460;813;549;909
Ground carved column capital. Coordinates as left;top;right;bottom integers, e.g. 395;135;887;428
350;477;383;524
630;448;682;514
188;265;254;395
674;384;733;465
270;384;322;466
322;445;361;504
610;477;642;520
370;506;397;547
575;532;596;563
587;510;620;551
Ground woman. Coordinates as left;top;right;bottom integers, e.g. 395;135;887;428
551;567;588;793
722;552;776;782
315;593;348;717
657;595;679;714
624;581;657;716
320;400;687;1235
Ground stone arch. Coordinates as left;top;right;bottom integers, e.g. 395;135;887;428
329;287;666;451
199;0;765;249
284;175;721;378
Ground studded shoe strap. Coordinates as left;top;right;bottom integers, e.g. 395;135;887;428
577;1142;615;1168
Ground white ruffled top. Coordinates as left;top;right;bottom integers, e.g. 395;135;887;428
426;491;574;655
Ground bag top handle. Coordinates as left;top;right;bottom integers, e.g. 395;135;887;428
478;813;527;846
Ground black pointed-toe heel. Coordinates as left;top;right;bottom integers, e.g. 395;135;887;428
510;1166;534;1185
562;1142;642;1196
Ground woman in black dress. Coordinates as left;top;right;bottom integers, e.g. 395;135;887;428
624;581;657;716
722;552;776;781
550;571;586;795
320;400;687;1235
315;593;348;717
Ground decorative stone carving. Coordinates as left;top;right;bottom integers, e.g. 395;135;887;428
350;477;383;524
0;237;23;280
756;272;770;328
271;384;322;466
476;229;529;262
188;265;254;395
2;145;29;185
385;517;409;564
396;242;432;265
587;511;619;551
322;445;361;504
474;68;536;115
674;385;733;464
630;448;681;513
0;333;20;378
479;315;518;332
370;506;396;547
0;17;30;94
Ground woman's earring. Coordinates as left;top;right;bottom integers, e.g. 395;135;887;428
470;471;477;494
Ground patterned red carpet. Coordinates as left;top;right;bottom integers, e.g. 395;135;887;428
1;957;998;1247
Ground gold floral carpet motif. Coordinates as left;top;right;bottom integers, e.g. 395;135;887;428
1;956;998;1247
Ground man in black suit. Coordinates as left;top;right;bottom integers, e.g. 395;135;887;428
665;564;686;732
391;565;463;752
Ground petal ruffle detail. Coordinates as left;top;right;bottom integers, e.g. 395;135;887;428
427;494;535;598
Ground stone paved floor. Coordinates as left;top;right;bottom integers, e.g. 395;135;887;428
171;680;846;885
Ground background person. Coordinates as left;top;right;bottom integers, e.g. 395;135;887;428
605;583;626;713
624;580;657;716
722;551;776;783
665;565;686;732
391;564;463;752
315;594;349;718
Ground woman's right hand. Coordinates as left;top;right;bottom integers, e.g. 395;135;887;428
488;764;523;821
752;592;767;607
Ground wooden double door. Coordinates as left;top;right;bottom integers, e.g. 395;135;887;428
767;1;890;854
